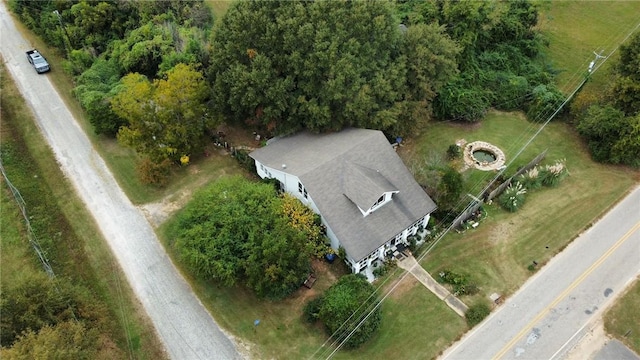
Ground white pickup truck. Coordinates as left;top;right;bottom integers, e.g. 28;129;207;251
26;49;50;73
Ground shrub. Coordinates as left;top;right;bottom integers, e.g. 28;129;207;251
318;274;381;349
465;302;491;326
303;296;324;323
137;157;173;186
438;269;479;296
232;148;256;173
539;159;568;187
447;144;462;160
516;167;541;190
498;182;527;212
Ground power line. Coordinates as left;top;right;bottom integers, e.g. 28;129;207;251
315;19;640;360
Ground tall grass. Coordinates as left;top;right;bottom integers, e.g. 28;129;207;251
0;60;165;359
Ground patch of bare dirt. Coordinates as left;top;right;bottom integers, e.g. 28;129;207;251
139;189;194;228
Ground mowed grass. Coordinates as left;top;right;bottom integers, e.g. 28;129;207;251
0;60;165;358
537;1;640;94
605;278;640;354
400;111;638;299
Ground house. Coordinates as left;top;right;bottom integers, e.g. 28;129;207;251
249;128;437;276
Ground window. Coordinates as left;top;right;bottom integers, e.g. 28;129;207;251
298;182;308;199
371;194;385;209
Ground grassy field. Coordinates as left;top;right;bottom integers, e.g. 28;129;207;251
0;61;164;358
400;111;638;298
604;278;640;354
537;1;640;94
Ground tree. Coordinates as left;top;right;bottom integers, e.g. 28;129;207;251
112;63;212;165
211;1;458;136
436;166;464;212
401;0;554;122
1;321;98;360
577;105;640;167
316;274;381;349
73;58;125;136
0;271;103;348
174;176;313;299
611;31;640;116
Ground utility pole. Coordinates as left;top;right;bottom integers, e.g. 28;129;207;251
588;50;607;73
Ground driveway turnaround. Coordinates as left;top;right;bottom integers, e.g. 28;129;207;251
441;186;640;360
0;4;241;359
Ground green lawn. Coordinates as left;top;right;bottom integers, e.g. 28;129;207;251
401;111;637;299
537;1;640;94
605;278;640;354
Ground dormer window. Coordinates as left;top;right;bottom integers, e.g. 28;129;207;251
371;195;385;210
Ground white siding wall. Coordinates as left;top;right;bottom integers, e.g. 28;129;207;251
254;159;432;277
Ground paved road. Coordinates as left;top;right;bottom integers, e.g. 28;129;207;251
0;5;241;359
441;186;640;360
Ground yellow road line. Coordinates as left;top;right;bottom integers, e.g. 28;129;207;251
492;221;640;360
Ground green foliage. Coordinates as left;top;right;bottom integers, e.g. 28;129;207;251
1;321;98;360
526;84;565;121
516;167;542;190
446;144;462;160
280;194;329;259
338;246;347;261
211;1;458;136
539;159;569;187
438;269;478;296
113;64;212;167
498;182;527;212
577;105;626;162
0;272;102;348
303;296;324;323
73;58;125;136
574;31;640;168
174;176;312;299
372;258;397;278
465;302;491;327
400;0;555;122
436;166;464;212
317;274;381;349
231;148;256;173
612;31;640;116
136;157;173;186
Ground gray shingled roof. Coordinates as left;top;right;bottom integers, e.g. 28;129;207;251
342;162;397;211
250;128;437;261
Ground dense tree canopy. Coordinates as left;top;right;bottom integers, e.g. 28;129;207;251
174;176;319;299
112;63;212;164
210;0;458;136
576;31;640;168
0;271;102;348
316;274;381;349
398;0;559;122
611;31;640;116
1;321;98;360
577;105;640;167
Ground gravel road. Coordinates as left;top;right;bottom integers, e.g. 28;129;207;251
0;4;242;359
